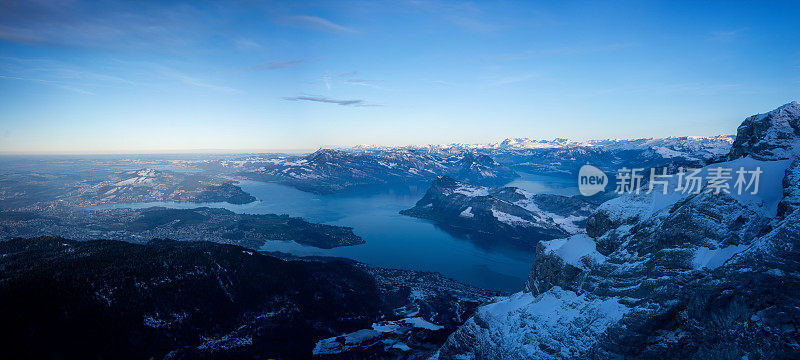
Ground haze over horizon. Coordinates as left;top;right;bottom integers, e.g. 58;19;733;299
1;0;799;154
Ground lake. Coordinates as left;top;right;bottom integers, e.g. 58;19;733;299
98;172;578;292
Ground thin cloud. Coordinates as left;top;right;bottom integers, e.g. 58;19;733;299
282;95;374;106
344;79;383;89
338;71;359;78
285;15;355;33
445;14;498;33
707;28;747;43
337;71;384;89
491;42;639;62
486;73;537;87
169;73;239;93
0;74;94;95
234;39;262;50
252;61;304;70
0;1;208;52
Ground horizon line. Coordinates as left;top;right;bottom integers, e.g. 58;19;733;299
0;134;736;156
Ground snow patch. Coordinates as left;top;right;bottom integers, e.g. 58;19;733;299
491;209;532;226
541;234;606;269
692;244;749;270
453;185;490;197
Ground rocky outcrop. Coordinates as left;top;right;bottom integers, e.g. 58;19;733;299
436;102;800;360
727;101;800;160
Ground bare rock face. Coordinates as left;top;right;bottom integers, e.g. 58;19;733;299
778;157;800;218
436;102;800;360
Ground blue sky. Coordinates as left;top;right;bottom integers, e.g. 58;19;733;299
1;0;799;154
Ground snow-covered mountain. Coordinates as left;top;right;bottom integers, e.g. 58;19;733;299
235;148;519;193
475;135;734;176
435;102;800;359
486;135;733;154
344;135;734;179
401;176;595;252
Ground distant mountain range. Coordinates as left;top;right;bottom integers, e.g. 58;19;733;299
232;148;519;193
219;135;734;194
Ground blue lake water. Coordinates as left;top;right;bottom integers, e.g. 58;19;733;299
98;172;578;292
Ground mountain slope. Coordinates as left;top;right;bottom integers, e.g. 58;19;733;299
0;237;496;360
435;102;800;360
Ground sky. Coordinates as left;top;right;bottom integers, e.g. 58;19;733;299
0;0;799;154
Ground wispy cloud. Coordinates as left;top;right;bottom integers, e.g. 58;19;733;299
337;70;384;89
282;95;376;106
587;82;746;97
104;59;240;93
285;15;355;33
251;61;304;71
485;73;538;87
445;14;498;33
0;0;206;52
323;72;332;89
707;28;747;43
403;1;499;33
492;42;639;62
234;38;262;51
0;74;95;95
338;71;359;78
344;79;383;89
161;71;239;93
0;56;142;94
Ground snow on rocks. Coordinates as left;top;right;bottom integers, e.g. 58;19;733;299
436;287;628;360
312;316;447;356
